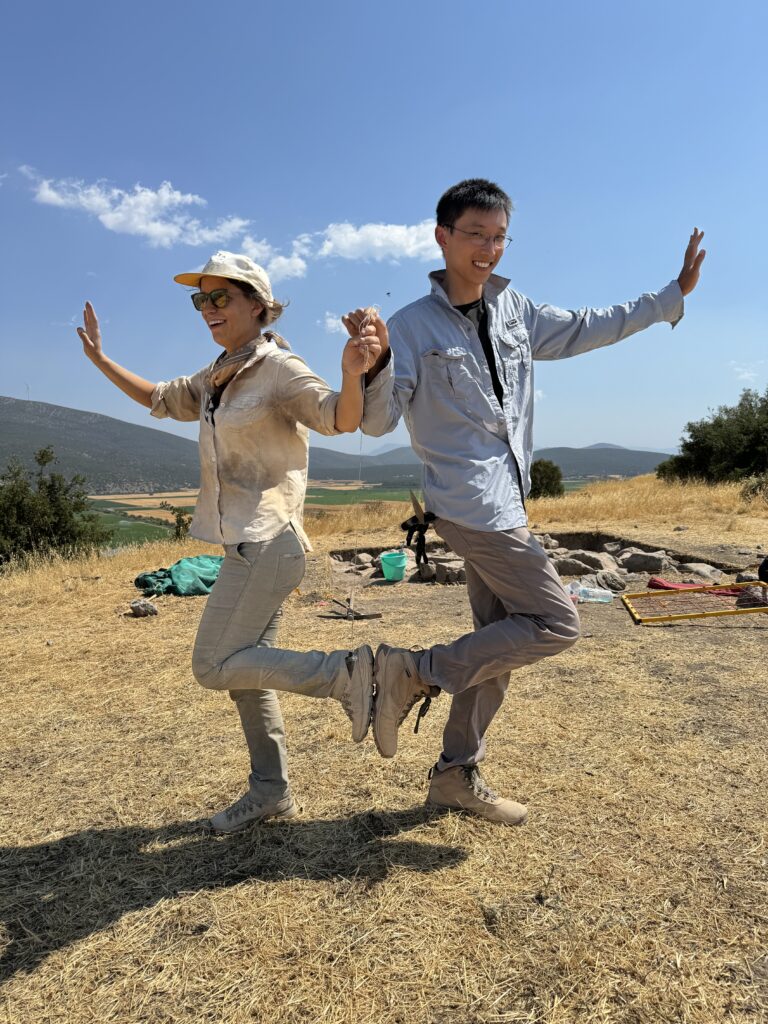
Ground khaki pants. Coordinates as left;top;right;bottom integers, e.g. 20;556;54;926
422;521;580;770
192;527;351;799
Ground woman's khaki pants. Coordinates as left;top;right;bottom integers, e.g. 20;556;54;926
192;528;351;801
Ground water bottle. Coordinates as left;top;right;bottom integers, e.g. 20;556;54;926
566;581;613;603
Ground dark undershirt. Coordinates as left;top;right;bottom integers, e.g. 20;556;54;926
455;297;526;505
454;297;505;407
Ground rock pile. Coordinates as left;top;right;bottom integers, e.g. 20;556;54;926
329;534;730;591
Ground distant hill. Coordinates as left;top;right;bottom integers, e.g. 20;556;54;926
0;397;670;493
532;446;668;478
0;397;200;494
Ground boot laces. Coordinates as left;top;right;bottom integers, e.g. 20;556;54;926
461;766;499;802
227;793;257;821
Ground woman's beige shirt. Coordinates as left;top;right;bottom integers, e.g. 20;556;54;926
151;337;362;551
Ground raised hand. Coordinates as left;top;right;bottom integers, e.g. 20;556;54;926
77;302;105;363
677;229;706;296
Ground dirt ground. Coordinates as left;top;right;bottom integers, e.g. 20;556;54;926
1;525;767;1023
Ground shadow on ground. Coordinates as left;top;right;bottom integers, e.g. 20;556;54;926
0;807;464;981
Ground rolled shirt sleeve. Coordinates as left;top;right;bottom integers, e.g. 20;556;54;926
527;280;685;361
150;369;206;422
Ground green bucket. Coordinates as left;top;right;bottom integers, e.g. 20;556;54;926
380;550;408;582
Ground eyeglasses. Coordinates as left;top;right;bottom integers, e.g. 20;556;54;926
190;288;235;311
442;224;513;249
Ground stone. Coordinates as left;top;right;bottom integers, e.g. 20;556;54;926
536;534;560;550
736;571;759;583
618;551;671;573
678;563;722;583
552;557;597;577
130;599;158;617
568;549;619;572
736;586;768;607
673;526;689;532
352;552;374;566
596;570;626;592
603;541;623;554
435;560;465;584
418;562;437;581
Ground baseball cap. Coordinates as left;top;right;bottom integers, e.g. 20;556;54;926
174;251;273;302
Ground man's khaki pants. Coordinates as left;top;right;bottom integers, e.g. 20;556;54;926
421;521;580;771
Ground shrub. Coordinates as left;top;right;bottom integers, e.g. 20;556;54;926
740;474;768;505
530;459;565;499
159;501;193;541
0;446;113;563
657;387;768;483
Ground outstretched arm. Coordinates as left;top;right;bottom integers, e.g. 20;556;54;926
528;229;705;360
77;302;155;408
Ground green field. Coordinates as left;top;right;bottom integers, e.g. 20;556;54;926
305;487;416;505
88;478;589;544
90;509;172;545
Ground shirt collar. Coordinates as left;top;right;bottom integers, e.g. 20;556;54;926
428;269;511;309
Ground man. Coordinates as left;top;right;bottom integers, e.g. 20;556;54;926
348;178;705;825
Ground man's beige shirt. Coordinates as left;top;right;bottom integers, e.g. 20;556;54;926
151;336;387;551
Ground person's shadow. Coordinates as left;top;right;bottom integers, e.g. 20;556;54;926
0;807;463;981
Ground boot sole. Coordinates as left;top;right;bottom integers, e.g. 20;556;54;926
372;645;397;758
351;645;374;743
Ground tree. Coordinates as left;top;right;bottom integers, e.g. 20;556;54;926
0;447;113;562
656;387;768;483
530;459;565;499
160;501;193;541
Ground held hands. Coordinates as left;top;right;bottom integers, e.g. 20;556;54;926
77;302;105;363
341;307;389;377
677;229;706;296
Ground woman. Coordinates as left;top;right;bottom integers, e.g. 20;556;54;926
77;250;387;832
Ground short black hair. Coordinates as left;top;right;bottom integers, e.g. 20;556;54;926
436;178;513;227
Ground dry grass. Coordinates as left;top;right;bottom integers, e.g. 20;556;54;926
529;476;767;555
2;483;767;1023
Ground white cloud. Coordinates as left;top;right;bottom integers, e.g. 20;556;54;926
21;167;441;280
729;360;764;384
534;389;545;403
0;173;7;187
241;233;307;283
23;168;248;248
318;219;439;262
266;251;307;283
319;311;347;335
241;234;274;263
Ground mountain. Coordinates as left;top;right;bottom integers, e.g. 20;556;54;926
0;397;671;492
532;446;668;477
0;397;200;494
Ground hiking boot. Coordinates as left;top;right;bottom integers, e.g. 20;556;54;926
426;765;528;825
334;644;374;743
209;791;298;833
372;645;439;758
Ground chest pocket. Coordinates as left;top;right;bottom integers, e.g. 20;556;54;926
498;329;532;391
217;394;269;430
421;347;487;407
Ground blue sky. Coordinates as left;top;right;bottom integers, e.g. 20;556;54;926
2;0;766;455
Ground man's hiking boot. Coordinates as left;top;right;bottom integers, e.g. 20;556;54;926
426;764;528;826
209;791;298;833
372;645;439;757
334;644;374;743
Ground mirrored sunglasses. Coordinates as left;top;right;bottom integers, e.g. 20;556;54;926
190;288;234;311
